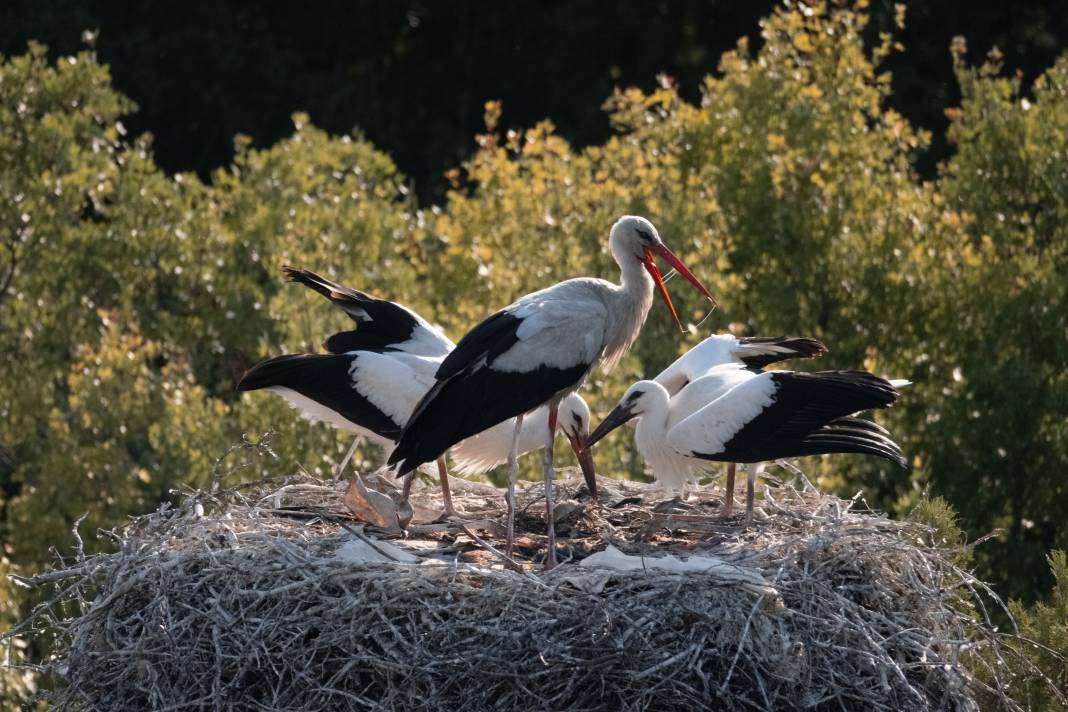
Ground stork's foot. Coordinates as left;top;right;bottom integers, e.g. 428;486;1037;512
544;546;559;571
435;506;483;524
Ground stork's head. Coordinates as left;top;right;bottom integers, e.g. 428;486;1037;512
559;393;598;501
608;215;717;332
585;380;667;449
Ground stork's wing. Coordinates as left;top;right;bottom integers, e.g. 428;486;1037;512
237;353;404;441
664;364;757;430
390;288;606;476
668;370;902;465
731;336;829;370
434;309;523;381
347;352;438;432
653;334;736;394
284;266;454;356
654;334;828;396
436;289;606;379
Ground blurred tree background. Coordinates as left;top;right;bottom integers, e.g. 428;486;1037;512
2;1;1067;705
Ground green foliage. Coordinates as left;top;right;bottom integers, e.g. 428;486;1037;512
1000;551;1068;709
2;2;1068;704
0;557;36;704
932;44;1068;602
907;495;969;567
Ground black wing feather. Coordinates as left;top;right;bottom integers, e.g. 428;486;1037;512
433;310;523;381
735;336;829;370
283;266;424;354
386;362;590;476
691;370;905;467
387;309;591;475
237;353;402;440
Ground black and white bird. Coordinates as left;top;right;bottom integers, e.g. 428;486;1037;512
450;393;594;480
653;333;829;393
388;215;716;566
585;363;907;523
652;333;829;514
237;269;595;516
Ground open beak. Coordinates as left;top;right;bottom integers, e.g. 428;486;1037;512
565;432;598;502
642;245;718;332
585;402;638;450
642;249;682;332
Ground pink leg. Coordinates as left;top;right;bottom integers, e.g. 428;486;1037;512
505;413;524;559
542;404;559;569
724;463;736;517
436;457;457;517
745;463;762;527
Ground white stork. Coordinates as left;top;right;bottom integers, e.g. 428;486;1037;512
653;333;828;393
585;363;907;523
388;215;716;567
653;333;828;514
237;268;596;516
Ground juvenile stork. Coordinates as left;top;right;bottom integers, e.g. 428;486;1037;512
653;334;829;393
237;269;595;516
586;364;907;523
653;333;828;514
388;216;716;566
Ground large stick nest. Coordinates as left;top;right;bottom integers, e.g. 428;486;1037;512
10;469;1026;710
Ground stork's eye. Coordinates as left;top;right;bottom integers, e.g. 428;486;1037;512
635;228;654;244
627;390;644;402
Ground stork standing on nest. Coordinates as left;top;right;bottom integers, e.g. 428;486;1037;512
586;363;907;524
652;333;829;515
237;268;595;517
388;216;717;567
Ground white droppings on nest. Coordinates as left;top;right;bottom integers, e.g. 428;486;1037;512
576;544;779;598
333;536;419;565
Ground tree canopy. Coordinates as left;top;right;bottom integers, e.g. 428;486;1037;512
1;2;1067;705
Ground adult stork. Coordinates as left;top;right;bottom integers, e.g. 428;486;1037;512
585;363;907;523
237;268;596;516
653;333;829;514
388;215;716;566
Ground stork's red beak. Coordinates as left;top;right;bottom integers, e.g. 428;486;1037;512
642;245;717;332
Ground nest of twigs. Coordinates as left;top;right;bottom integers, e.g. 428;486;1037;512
8;468;1027;711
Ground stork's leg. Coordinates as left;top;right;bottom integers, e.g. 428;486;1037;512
724;462;736;517
401;472;415;502
436;456;457;517
745;463;764;527
505;413;525;559
335;436;361;480
542;403;559;570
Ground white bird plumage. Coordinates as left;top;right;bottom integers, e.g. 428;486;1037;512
264;353;592;476
587;363;907;523
238;268;596;518
389;215;716;566
649;332;829;512
653;333;829;395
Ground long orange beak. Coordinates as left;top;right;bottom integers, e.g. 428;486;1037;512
642;246;717;332
653;244;717;306
642;249;682;331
